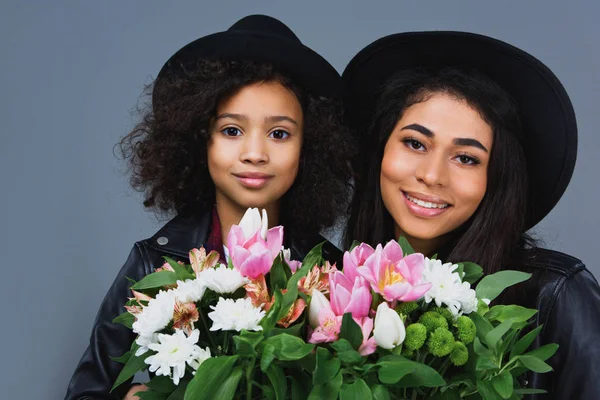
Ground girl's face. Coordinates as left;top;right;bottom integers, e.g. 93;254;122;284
208;81;303;216
380;93;492;252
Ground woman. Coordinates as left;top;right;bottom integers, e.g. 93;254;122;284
65;15;353;399
343;31;600;398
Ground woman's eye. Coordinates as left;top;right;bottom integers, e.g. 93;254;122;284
221;127;242;137
403;138;425;150
456;154;480;165
269;130;290;140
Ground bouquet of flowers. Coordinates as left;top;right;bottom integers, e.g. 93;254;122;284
112;208;556;399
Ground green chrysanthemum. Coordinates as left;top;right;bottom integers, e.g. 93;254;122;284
418;311;448;333
404;323;427;351
396;301;419;317
450;341;469;366
401;347;415;358
427;328;454;357
431;306;454;324
455;316;476;344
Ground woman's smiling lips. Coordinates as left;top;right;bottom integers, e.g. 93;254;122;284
402;191;452;218
233;171;274;188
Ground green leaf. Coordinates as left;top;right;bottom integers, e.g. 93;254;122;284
340;379;373;400
313;347;341;385
491;371;514;399
340;313;363;349
263;333;314;361
397;236;415;255
146;375;176;393
486;305;537;323
166;381;188;400
301;242;324;270
522;343;559;362
261;290;283;332
110;349;132;365
137;391;168;400
337;349;364;365
498;329;520;357
377;360;415;384
164;257;194;280
266;364;287;400
111;344;150;392
331;338;354;353
458;262;484;284
212;367;243;400
473;337;494;359
476;379;504;400
377;356;445;387
485;319;514;348
131;271;178;290
370;385;391;400
270;255;289;291
184;355;239;400
308;370;343;400
509;326;543;359
233;330;263;357
475;271;531;302
112;311;135;329
349;240;361;251
471;313;494;343
518;355;553;373
475;355;498;371
291;374;312;400
261;343;276;372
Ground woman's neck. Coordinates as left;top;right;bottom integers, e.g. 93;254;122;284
215;193;280;244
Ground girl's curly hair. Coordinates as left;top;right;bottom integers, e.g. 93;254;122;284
120;59;354;245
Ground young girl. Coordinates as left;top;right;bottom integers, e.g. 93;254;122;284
65;15;353;399
343;31;600;398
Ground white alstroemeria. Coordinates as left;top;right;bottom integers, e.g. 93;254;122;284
373;302;406;349
308;289;332;328
199;264;250;293
174;278;207;303
208;297;265;332
132;289;176;340
144;329;209;385
238;208;268;240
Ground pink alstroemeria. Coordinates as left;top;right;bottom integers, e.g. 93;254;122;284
308;307;342;344
355;317;377;356
329;270;372;319
343;243;375;283
227;209;283;280
357;240;431;302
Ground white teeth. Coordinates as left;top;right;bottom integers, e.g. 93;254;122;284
406;194;449;209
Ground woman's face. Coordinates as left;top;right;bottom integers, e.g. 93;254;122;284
207;80;303;216
380;93;493;251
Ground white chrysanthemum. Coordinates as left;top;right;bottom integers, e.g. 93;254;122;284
422;258;477;317
208;297;265;332
132;289;176;341
199;264;250;293
144;329;210;385
174;278;206;303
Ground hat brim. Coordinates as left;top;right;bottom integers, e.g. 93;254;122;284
342;31;577;228
155;30;342;100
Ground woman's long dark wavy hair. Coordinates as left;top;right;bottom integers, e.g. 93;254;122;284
347;67;535;274
120;59;354;246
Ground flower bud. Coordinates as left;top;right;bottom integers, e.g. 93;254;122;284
373;302;406;349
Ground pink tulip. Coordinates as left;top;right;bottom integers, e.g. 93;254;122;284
357;241;431;302
227;224;283;280
329;271;372;319
343;243;375;283
355;317;377;356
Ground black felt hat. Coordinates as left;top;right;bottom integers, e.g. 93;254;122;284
342;31;578;228
154;14;342;103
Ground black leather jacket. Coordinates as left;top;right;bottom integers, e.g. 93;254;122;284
514;248;600;399
65;211;342;399
65;212;600;399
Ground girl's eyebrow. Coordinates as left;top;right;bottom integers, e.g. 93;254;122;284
214;113;247;122
401;123;488;153
214;113;298;127
264;115;298;126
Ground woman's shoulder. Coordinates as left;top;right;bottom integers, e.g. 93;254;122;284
521;247;586;277
135;211;213;260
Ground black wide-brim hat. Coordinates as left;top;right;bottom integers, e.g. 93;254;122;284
153;14;342;104
342;31;577;228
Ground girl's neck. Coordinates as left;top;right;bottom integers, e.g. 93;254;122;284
215;194;281;244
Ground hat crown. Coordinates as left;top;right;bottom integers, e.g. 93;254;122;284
227;14;301;43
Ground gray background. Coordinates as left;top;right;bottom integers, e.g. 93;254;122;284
1;1;598;399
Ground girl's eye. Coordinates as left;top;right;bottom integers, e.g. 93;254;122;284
402;138;425;151
222;127;242;137
455;154;480;165
269;130;290;140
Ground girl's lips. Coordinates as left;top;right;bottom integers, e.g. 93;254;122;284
402;191;451;218
233;173;273;189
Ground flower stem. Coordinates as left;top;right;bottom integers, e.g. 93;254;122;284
246;359;256;400
200;311;217;349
